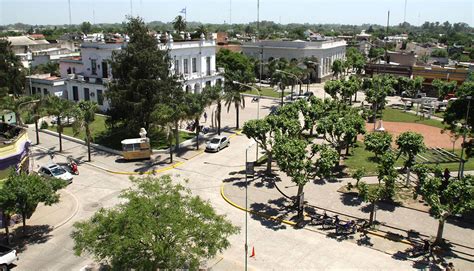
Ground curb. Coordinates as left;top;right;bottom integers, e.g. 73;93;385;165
85;160;185;175
220;182;418;247
52;188;80;230
220;183;296;226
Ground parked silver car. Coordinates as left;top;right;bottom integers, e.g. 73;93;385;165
206;136;230;152
39;163;73;184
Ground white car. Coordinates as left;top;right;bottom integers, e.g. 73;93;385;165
0;245;18;270
206;136;230;152
39;163;73;184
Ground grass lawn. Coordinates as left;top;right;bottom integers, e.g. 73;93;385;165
344;141;474;176
244;87;289;98
382;107;446;129
47;114;194;151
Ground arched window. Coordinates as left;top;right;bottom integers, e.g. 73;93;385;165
185;85;192;93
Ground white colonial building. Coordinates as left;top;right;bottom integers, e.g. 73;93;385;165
43;35;223;111
242;39;347;82
25;74;66;98
162;34;224;94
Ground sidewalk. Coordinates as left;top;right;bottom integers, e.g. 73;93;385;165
221;164;474;270
28;126;236;175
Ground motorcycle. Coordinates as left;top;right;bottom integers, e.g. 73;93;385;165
68;159;79;175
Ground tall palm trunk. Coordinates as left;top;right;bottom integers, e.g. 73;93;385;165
57;116;63;152
235;103;240;130
86;126;91;162
168;129;173;163
195;116;200;150
217;102;222;135
174;121;179;155
34;117;40;145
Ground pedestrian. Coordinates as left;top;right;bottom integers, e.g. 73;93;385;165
443;168;450;183
203;112;208;123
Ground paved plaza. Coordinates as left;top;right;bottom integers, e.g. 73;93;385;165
4;88;473;270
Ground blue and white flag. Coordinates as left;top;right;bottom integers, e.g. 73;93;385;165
179;8;186;14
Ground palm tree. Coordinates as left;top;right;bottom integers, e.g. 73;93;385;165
72;101;99;162
202;85;224;135
173;15;187;33
0;95;35;126
45;96;74;152
196;24;207;37
224;86;245;130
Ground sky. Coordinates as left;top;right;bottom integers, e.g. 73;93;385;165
0;0;472;26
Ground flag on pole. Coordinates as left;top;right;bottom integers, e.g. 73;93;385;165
179;8;186;14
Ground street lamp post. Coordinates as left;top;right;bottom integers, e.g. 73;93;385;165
275;69;304;100
244;141;255;271
233;81;261;160
458;96;472;179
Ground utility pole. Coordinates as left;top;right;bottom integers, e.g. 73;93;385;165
230;0;232;25
403;0;407;23
130;0;133;16
385;10;390;62
68;0;72;26
257;0;260;39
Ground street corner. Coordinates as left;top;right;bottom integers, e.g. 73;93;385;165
27;188;79;230
220;181;297;229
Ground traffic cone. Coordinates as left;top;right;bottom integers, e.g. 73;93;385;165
250;246;255;258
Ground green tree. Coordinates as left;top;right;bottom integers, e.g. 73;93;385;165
364;131;393;159
432;79;457;100
363;75;394;122
202;85;224;135
316;109;366;163
195;24;207;37
396;132;426;186
368;47;385;63
184;93;207;150
71;175;239;269
331;59;343;79
107;17;181;132
72;101;99;162
324;80;343;101
420;175;474;244
273;135;337;220
80;21;92;34
173;15;187;32
431;48;448;58
45;95;75;152
0;40;25;96
0;170;66;236
217;49;254;129
0;95;35;126
243;116;279;175
357;181;384;225
351;168;366;186
32;61;60;76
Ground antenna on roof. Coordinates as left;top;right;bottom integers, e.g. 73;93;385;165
403;0;407;24
68;0;72;26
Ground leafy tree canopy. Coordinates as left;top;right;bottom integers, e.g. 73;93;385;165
72;175;239;270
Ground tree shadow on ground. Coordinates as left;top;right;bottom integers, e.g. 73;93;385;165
312;176;340;185
3;225;53;253
360;200;397;213
340;193;363;207
392;241;461;270
249;197;295;231
133;156;171;173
